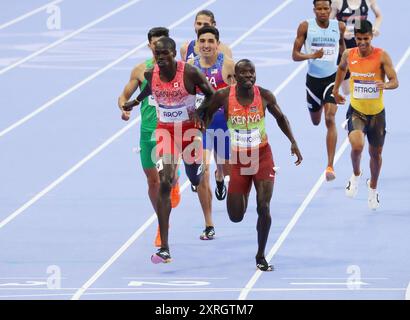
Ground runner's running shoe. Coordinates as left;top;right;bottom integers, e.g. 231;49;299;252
151;248;172;264
200;226;215;240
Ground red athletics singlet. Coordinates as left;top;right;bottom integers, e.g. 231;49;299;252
152;61;200;159
226;85;275;195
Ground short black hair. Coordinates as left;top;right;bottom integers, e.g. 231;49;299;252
147;27;169;42
155;37;176;51
197;26;219;41
235;59;254;73
354;19;373;35
195;10;216;24
313;0;332;5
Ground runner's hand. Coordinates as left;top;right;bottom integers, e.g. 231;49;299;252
291;141;302;166
344;29;354;40
121;111;130;121
193;112;205;130
123;98;140;112
332;90;346;105
375;81;386;90
311;48;324;59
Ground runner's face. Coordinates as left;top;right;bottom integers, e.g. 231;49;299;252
148;36;163;56
235;62;256;89
313;1;331;23
194;15;214;33
154;42;176;68
198;33;219;58
355;32;373;53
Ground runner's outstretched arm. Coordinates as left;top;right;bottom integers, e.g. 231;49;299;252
333;49;349;104
122;70;153;111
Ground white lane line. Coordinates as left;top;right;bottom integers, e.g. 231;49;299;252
0;0;63;31
0;0;217;229
238;45;410;300
0;116;139;230
229;0;294;48
0;0;216;139
2;287;407;299
0;286;407;291
71;0;295;300
0;0;142;75
71;180;191;300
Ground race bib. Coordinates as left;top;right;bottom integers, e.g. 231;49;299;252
195;94;205;109
353;80;380;99
232;129;261;148
158;104;189;122
311;45;337;62
148;95;159;108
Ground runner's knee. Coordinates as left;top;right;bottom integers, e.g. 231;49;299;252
159;174;172;196
325;113;336;128
351;140;364;153
228;210;244;223
256;202;270;217
369;147;382;159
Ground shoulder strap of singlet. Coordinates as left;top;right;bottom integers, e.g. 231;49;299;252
193;55;201;68
186;40;196;60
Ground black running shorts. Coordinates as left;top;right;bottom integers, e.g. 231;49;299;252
346;106;386;147
306;72;337;112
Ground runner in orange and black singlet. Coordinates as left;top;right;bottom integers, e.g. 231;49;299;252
333;20;398;211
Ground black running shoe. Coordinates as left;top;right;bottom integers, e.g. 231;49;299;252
214;179;227;201
151;248;172;264
256;257;273;271
191;184;198;193
200;226;215;240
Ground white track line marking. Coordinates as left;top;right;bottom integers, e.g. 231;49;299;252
229;0;294;48
0;0;63;31
0;116;140;230
0;0;217;139
71;0;294;300
238;45;410;300
0;0;142;75
0;0;217;230
2;286;408;299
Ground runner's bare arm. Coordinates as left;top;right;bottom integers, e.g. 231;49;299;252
187;65;215;128
196;87;228;127
260;87;302;165
379;51;399;90
219;42;233;58
338;21;346;56
118;63;144;110
292;21;323;61
122;69;153;111
332;49;349;104
369;0;382;36
222;57;236;85
180;42;189;60
329;0;342;18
